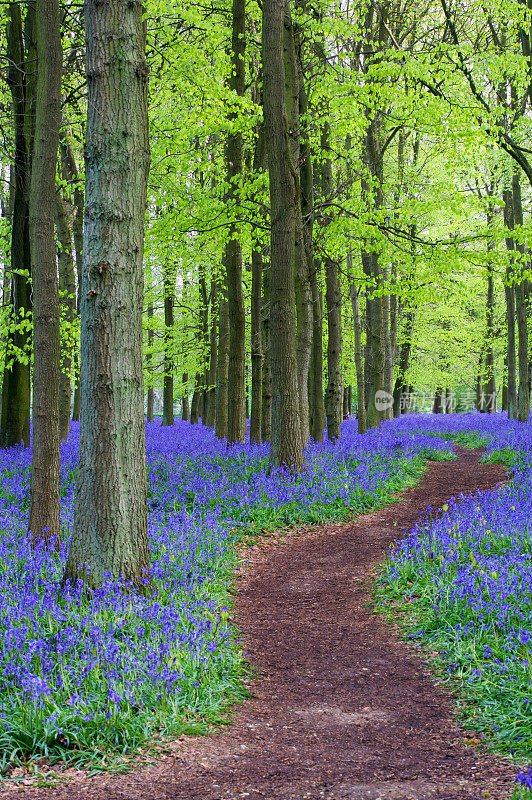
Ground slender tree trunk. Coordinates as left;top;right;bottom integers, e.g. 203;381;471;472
483;205;496;412
225;0;246;443
320;124;343;441
55;192;76;441
392;309;415;417
309;260;325;441
162;265;175;426
215;297;229;438
261;264;272;442
250;245;263;444
146;273;154;422
28;0;62;541
181;373;190;421
503;187;518;419
1;3;33;449
262;0;303;470
512;171;530;422
60;136;83;421
205;279;218;427
347;252;366;434
64;0;150;585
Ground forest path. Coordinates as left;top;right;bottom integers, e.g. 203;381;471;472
13;448;517;800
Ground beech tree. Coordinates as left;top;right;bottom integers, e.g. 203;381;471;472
64;0;150;586
27;0;62;540
262;0;304;470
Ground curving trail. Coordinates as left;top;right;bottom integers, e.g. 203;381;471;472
12;448;516;800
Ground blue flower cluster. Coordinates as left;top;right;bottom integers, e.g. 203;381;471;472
0;416;451;765
382;412;532;781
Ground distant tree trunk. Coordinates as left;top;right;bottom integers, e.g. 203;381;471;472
59;136;83;421
55;192;76;441
205;279;218;427
261;264;272;442
432;388;443;414
146;273;154;422
512;171;530;422
181;373;190;421
262;0;303;470
503;187;518;419
1;3;34;449
392;309;415;417
64;0;150;585
191;373;201;424
482;204;496;412
161;264;175;426
215;297;229;438
309;259;325;441
347;253;366;434
225;0;246;443
28;0;62;541
322;124;343;442
250;245;263;444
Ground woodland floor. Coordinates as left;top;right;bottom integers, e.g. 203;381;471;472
8;447;520;800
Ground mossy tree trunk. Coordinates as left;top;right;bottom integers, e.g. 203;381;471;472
64;0;150;586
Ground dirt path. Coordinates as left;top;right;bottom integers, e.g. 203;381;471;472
10;448;518;800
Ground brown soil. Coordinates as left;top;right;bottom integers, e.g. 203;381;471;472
6;447;518;800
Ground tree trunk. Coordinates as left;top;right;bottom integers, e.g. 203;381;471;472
215;297;229;438
261;264;272;442
64;0;150;586
250;245;263;444
512;171;530;422
392;309;415;417
347;253;366;434
321;123;343;441
432;387;443;414
161;265;175;426
1;3;34;449
182;373;190;421
146;272;154;422
503;187;518;419
225;0;246;443
205;279;218;427
55;192;76;441
284;17;312;445
309;259;325;441
262;0;303;470
60;136;83;421
482;205;496;412
28;0;62;541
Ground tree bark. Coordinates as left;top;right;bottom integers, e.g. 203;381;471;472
28;0;62;541
482;204;496;411
503;187;518;419
55;191;76;440
262;0;303;470
347;252;366;434
181;373;190;421
215;296;229;438
309;259;325;441
64;0;150;586
161;263;175;426
1;3;34;449
512;171;530;422
205;279;219;427
146;271;154;422
261;264;272;442
59;136;83;421
225;0;246;443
